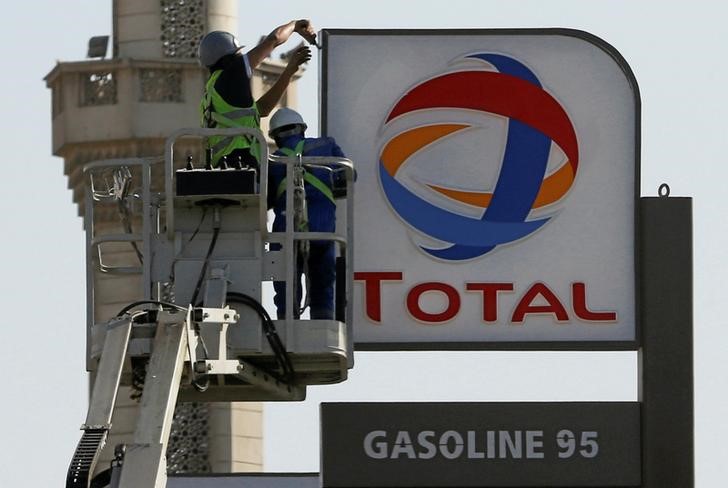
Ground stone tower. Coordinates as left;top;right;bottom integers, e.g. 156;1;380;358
45;0;300;475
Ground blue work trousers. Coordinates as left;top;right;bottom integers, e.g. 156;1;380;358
271;207;336;320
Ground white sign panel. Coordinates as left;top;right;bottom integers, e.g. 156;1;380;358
322;29;638;348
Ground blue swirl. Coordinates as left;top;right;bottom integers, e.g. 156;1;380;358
380;165;550;247
402;53;553;260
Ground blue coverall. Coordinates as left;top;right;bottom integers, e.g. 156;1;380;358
269;134;346;320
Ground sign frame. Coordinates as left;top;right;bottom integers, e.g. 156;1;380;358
321;28;641;351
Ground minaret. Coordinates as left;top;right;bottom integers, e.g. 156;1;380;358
46;0;299;474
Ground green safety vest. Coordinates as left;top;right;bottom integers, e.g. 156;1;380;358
200;70;261;167
277;140;335;204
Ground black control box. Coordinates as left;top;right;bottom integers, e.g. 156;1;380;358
175;168;257;196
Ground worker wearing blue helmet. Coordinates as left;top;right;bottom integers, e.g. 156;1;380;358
268;108;347;320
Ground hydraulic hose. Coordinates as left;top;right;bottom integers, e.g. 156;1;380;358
226;292;295;382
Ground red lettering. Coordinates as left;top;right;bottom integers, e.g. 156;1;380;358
466;283;514;322
355;272;616;327
354;272;403;322
511;282;569;323
572;282;617;322
407;282;461;323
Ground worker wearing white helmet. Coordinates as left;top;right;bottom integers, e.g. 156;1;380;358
268;108;347;320
198;21;316;167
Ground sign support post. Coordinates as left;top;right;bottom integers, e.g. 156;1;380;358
639;194;694;488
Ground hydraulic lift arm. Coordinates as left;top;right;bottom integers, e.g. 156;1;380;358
67;317;132;488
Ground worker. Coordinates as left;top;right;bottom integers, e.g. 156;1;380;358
268;108;347;320
198;21;316;167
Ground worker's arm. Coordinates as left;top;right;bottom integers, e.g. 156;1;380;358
327;138;356;185
329;139;346;159
247;19;316;69
256;46;311;117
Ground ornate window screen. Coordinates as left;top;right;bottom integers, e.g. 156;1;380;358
139;69;183;103
80;72;117;106
166;402;211;473
161;0;206;58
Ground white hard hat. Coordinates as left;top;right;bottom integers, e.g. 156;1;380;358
198;31;243;68
269;108;307;136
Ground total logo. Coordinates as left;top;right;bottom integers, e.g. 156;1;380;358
378;53;579;261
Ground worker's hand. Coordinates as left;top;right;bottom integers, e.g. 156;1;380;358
285;46;312;72
294;19;317;46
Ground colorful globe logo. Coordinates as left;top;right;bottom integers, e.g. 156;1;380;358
378;53;579;261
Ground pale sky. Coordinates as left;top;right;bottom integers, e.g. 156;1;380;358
2;1;726;486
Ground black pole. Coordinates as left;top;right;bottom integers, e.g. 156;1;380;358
639;195;694;488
